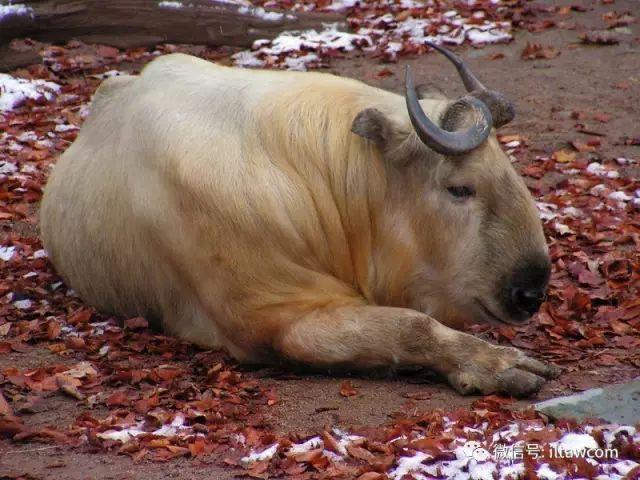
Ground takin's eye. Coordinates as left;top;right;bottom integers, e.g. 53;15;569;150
447;186;476;199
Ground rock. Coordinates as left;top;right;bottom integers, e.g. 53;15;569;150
534;379;640;423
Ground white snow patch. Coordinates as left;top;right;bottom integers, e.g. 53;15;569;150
608;191;632;202
0;3;33;19
283;53;319;71
499;462;525;480
241;443;279;463
97;424;145;443
13;299;32;310
152;414;191;437
389;452;431;480
551;432;598;455
321;0;358;11
537;463;561;480
0;246;16;261
232;50;266;68
17;131;38;142
32;249;48;259
466;24;511;45
158;1;183;8
0;74;60;112
536;201;559;221
611;460;640;476
562;206;582;218
0;161;18;175
238;5;285;21
553;222;574;235
289;436;323;454
470;461;497;480
54;123;78;132
234;23;369;69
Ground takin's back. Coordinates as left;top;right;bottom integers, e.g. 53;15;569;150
40;54;406;358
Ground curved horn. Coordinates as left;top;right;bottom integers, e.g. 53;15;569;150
425;41;515;128
405;65;492;156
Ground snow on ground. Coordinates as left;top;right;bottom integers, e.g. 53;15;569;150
0;74;61;112
0;3;33;20
233;0;513;70
157;0;183;8
236;419;640;479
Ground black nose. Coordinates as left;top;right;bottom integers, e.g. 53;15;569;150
502;257;551;320
511;287;546;316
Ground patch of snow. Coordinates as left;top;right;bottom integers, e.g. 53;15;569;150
608;191;632;202
241;443;279;463
389;452;431;480
289;436;322;453
97;424;145;443
611;460;640;476
321;0;358;11
32;249;48;259
469;460;497;480
537;463;561;480
615;157;635;165
562;206;582;217
333;427;364;455
0;74;60;112
551;432;598;455
152;414;191;437
585;162;619;179
283;53;319;71
232;51;266;68
466;24;511;45
553;222;574;235
602;426;636;447
234;23;369;69
0;161;18;175
158;1;182;8
13;299;32;310
238;6;284;21
17;131;38;142
0;246;16;261
499;463;525;480
536;202;558;221
55;123;78;132
0;3;33;19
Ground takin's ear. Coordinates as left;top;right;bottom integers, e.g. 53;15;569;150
351;108;393;146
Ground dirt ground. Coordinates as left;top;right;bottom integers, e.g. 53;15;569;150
1;1;639;478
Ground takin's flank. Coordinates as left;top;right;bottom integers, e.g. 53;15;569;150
41;44;559;397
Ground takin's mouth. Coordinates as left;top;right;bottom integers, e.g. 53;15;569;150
474;299;527;326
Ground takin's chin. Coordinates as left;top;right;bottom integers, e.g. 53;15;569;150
41;44;559;398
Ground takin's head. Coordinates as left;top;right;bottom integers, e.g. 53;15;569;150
352;44;550;329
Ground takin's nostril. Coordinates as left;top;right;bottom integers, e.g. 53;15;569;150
512;288;546;316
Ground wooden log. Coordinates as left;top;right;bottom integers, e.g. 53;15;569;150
0;0;344;49
0;45;43;71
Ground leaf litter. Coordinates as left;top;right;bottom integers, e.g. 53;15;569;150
1;0;639;478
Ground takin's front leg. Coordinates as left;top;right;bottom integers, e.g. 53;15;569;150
274;306;559;397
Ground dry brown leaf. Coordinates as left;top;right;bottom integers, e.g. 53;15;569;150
339;380;358;397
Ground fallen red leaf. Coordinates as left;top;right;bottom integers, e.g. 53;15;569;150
339;380;358;397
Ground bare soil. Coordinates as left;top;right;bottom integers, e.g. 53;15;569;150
1;1;639;478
